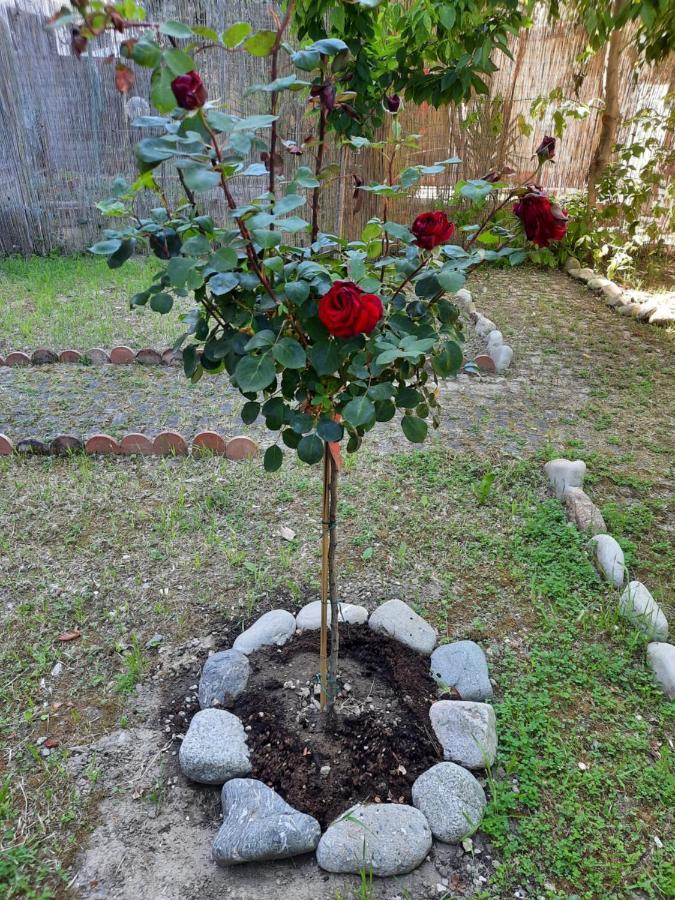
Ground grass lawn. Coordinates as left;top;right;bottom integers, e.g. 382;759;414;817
0;256;673;898
0;448;673;899
0;256;189;353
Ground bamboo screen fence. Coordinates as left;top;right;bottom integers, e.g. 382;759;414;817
0;0;673;255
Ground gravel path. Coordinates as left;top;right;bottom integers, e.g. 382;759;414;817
1;268;672;464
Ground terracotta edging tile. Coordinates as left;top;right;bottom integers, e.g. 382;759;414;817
85;434;121;454
120;433;154;455
153;431;188;456
87;348;111;365
474;354;496;373
225;435;259;461
32;348;58;365
161;349;183;366
110;346;135;365
136;348;163;366
50;435;84;455
5;352;30;367
0;434;14;455
59;350;82;363
192;431;228;456
16;438;49;455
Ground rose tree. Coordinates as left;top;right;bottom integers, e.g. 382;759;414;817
50;0;568;712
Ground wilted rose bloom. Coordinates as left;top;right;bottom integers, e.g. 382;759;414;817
535;135;556;161
513;191;568;247
171;71;207;110
318;281;383;338
383;94;401;114
411;211;455;250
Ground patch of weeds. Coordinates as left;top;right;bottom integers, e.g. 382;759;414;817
114;635;145;694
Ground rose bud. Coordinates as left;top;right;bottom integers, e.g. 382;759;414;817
513;190;568;247
383;94;401;114
318;281;383;339
535;135;556;162
171;71;208;111
411;211;456;251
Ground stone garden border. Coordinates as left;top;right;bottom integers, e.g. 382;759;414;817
454;288;515;376
0;431;259;460
0;347;182;368
544;457;674;699
177;599;498;875
562;259;674;327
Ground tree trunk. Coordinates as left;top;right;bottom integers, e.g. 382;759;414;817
319;443;339;710
587;0;625;207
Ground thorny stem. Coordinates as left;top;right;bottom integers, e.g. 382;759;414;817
389;257;428;302
311;67;328;243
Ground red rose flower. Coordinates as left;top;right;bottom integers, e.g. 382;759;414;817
411;211;455;250
535;135;556;161
513;190;568;247
171;71;207;110
318;281;383;339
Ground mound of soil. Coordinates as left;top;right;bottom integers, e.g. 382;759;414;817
235;626;442;828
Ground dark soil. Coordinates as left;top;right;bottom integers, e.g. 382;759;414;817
234;626;443;828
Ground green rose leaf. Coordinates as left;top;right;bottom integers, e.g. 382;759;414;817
166;256;196;288
132;39;162;68
243;30;277;57
150;292;174;314
264;444;283;472
209;273;238;295
273;337;306;369
182;166;221;192
317;418;344;442
160;20;193;38
235;354;276;392
432;341;463;377
222;22;252;48
245;330;275;351
437;266;466;292
342;395;376;428
401;415;428;443
284;281;310;304
297;434;324;464
210;248;238;271
308;341;339;376
89;239;122;255
163;48;195;76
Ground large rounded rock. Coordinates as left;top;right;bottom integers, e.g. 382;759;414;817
198;649;249;709
430;641;492;701
213;779;321;865
429;700;497;769
589;534;626;588
316;803;432;876
646;643;675;700
232;609;296;655
368;599;437;655
296;600;368;631
179;708;251;784
412;763;486;843
563;487;606;534
544;458;586;500
619;582;668;641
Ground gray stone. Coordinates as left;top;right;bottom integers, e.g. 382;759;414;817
429;700;497;769
544;458;586;500
316;803;432;876
649;305;675;326
430;641;493;701
602;282;624;302
486;329;503;352
619;582;668;641
296;600;368;631
563;487;606;534
564;257;581;272
198;649;250;709
586;277;611;290
646;643;675;700
475;315;497;338
179;708;251;784
412;762;486;843
454;288;473;311
368;599;437;655
213;778;320;865
232;609;296;655
617;302;642;317
570;267;594;282
490;344;513;373
589;534;626;588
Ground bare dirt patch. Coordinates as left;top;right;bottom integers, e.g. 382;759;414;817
236;627;442;827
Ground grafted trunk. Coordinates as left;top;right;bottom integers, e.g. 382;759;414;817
587;0;625;206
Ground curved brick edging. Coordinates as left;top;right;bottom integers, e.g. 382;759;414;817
0;346;183;368
0;431;258;460
543;457;673;699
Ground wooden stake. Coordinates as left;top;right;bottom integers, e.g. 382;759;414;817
319;443;331;709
